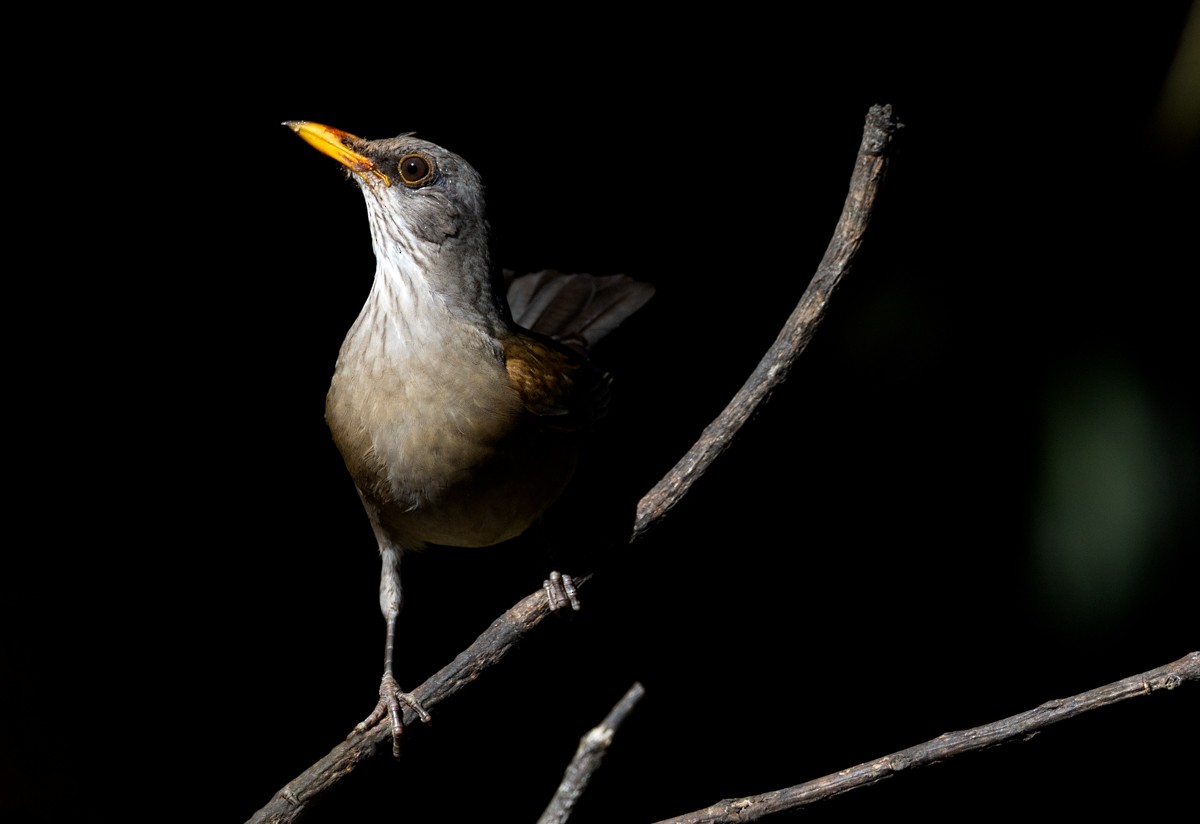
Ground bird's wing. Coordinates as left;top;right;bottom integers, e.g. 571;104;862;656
505;270;654;355
503;332;612;430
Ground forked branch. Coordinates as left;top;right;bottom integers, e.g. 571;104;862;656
246;104;903;824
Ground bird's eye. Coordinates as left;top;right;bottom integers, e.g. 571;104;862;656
398;153;434;186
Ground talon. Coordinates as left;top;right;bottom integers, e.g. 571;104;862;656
352;699;387;735
545;571;581;612
353;673;431;757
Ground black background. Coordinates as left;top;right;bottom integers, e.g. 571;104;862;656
4;6;1196;822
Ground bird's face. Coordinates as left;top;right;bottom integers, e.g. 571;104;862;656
286;121;488;247
287;120;502;327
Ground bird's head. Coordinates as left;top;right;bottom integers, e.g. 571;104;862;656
286;121;499;318
286;120;488;246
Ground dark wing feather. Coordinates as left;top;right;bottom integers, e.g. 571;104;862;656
506;270;655;355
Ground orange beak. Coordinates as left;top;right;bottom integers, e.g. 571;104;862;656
284;121;391;187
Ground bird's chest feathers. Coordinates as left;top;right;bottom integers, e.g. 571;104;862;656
326;275;524;508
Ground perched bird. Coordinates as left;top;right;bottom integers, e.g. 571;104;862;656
285;121;654;755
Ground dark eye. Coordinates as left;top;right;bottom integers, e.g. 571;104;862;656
398;153;434;186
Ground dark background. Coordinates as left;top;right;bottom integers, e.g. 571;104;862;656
4;5;1196;822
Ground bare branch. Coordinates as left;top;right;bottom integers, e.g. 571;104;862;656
538;682;647;824
650;651;1200;823
246;588;560;824
245;105;903;824
632;104;902;540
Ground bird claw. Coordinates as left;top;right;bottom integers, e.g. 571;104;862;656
544;571;581;612
352;672;431;757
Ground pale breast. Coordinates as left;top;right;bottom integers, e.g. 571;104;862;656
325;320;578;549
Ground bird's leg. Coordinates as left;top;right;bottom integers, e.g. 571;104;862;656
352;547;430;757
544;570;581;612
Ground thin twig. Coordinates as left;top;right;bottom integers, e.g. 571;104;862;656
247;588;564;824
538;682;647;824
245;105;902;824
650;652;1200;823
632;104;902;540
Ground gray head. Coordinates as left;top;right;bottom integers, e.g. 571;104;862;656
286;121;502;324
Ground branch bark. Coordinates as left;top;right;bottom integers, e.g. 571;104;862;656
649;651;1200;823
245;104;903;824
538;682;646;824
632;105;900;540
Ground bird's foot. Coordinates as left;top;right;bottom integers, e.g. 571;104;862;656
352;672;431;757
544;571;581;612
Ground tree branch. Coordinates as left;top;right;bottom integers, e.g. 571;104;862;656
245;104;903;824
537;682;646;824
633;104;901;540
649;651;1199;823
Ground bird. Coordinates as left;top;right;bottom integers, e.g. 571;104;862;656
284;121;654;756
